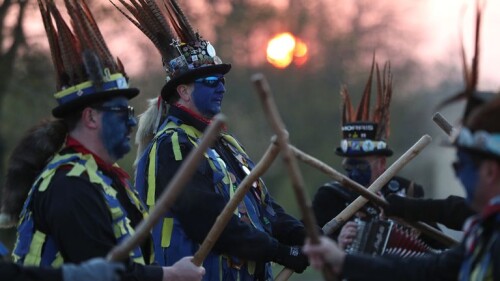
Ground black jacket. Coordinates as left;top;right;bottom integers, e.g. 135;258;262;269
0;262;62;281
31;148;162;281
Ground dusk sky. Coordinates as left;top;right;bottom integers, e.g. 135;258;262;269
18;0;500;91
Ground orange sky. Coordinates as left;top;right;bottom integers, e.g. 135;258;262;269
17;0;500;90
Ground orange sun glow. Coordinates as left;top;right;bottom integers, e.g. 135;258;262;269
266;32;308;69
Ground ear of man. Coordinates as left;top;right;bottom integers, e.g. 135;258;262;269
177;84;193;102
81;107;99;129
484;159;500;183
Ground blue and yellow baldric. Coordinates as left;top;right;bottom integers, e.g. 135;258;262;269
135;116;276;281
12;152;147;267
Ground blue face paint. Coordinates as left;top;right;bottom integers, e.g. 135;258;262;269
454;150;480;203
192;75;225;117
99;97;137;160
343;158;372;187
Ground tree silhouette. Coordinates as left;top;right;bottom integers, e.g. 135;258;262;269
0;0;29;181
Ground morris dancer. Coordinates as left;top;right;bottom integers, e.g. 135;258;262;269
311;58;441;251
5;1;203;280
113;0;310;279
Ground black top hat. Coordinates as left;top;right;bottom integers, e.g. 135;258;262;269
336;56;393;157
436;2;500;159
39;0;138;119
113;0;231;103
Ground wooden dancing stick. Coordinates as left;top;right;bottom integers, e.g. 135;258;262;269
322;135;431;234
107;114;226;262
290;144;458;247
191;142;280;266
252;73;337;281
291;145;387;206
432;112;455;136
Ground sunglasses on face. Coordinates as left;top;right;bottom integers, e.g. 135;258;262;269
342;159;373;172
195;76;226;88
93;105;135;120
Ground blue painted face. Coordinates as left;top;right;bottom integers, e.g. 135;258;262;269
98;97;137;160
192;75;226;118
454;150;480;203
343;158;372;187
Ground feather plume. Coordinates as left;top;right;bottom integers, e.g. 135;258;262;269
355;54;375;121
374;62;382;122
110;0;166;56
49;1;83;87
82;50;104;88
375;62;392;140
164;0;197;43
340;85;355;124
67;0;116;74
111;0;178;60
39;0;123;90
437;0;485;120
38;0;65;89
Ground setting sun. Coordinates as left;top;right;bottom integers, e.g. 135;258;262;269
266;32;308;69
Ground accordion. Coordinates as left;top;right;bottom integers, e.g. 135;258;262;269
346;218;441;257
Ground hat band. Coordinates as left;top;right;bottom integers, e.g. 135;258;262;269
453;127;500;157
54;73;128;105
340;139;387;154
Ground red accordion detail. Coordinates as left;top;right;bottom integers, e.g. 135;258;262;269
346;218;441;257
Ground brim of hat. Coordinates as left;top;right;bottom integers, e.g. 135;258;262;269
447;143;500;162
52;88;139;118
335;147;394;157
161;64;231;101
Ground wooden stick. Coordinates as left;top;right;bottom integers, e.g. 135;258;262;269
322;135;432;235
107;114;226;262
191;142;280;266
274;135;439;281
432;112;455;136
252;73;337;281
291;145;386;206
290;145;458;247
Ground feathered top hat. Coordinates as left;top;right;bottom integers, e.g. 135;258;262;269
336;57;393;157
38;0;138;118
112;0;231;103
439;1;500;159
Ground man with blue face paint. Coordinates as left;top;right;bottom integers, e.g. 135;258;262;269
117;0;310;280
2;1;205;281
312;59;435;252
99;97;137;160
302;93;500;281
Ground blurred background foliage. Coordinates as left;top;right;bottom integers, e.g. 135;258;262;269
0;0;471;278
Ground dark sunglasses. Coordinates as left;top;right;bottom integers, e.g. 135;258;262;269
93;105;135;120
195;76;225;88
342;159;372;172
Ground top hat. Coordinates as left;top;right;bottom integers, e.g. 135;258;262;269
39;0;139;118
336;57;393;157
438;3;500;159
113;0;231;103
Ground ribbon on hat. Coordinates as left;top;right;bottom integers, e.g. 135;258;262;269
452;127;500;157
340;139;387;153
54;72;128;105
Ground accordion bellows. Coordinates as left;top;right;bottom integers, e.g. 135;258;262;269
346;218;441;257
